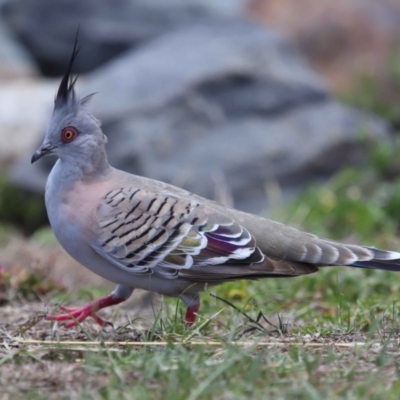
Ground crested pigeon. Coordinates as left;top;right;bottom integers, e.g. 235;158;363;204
32;38;400;329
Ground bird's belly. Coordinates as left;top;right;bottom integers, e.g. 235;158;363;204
44;166;199;298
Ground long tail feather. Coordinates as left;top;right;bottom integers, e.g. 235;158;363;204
350;247;400;272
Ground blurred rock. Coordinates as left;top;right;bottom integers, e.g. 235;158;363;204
0;79;55;168
249;0;400;92
0;19;37;79
2;0;246;76
11;22;392;214
84;22;327;120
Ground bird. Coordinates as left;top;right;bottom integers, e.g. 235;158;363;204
32;37;400;329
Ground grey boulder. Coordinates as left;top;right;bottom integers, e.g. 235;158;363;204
2;0;245;76
12;21;391;213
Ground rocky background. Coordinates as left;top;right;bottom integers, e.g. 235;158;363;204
1;0;400;294
2;0;400;216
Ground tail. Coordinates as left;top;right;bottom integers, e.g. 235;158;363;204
219;207;400;274
349;247;400;272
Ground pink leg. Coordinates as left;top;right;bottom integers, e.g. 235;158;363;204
185;298;200;326
46;293;126;329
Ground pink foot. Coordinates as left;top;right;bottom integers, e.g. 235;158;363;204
46;293;125;329
185;298;200;326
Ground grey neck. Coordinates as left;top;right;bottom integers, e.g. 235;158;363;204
53;147;111;184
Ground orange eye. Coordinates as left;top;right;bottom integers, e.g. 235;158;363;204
61;126;78;143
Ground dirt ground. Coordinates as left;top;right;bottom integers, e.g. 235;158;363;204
1;233;400;398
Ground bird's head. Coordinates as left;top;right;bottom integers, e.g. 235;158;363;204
31;35;108;172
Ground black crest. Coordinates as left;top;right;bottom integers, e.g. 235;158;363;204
55;29;81;108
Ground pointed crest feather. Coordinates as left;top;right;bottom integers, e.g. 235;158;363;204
81;92;98;105
55;27;81;108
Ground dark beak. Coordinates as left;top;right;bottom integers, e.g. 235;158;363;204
31;143;56;164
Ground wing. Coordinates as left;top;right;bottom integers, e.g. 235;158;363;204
92;187;267;279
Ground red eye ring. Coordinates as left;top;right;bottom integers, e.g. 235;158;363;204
61;126;78;143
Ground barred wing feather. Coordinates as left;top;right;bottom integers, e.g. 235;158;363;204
91;187;264;278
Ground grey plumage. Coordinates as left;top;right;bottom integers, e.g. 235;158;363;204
31;38;400;328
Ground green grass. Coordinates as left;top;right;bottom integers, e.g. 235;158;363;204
341;48;400;124
3;245;400;398
3;288;400;400
0;175;47;235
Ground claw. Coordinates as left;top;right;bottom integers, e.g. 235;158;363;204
46;305;107;328
46;293;126;329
